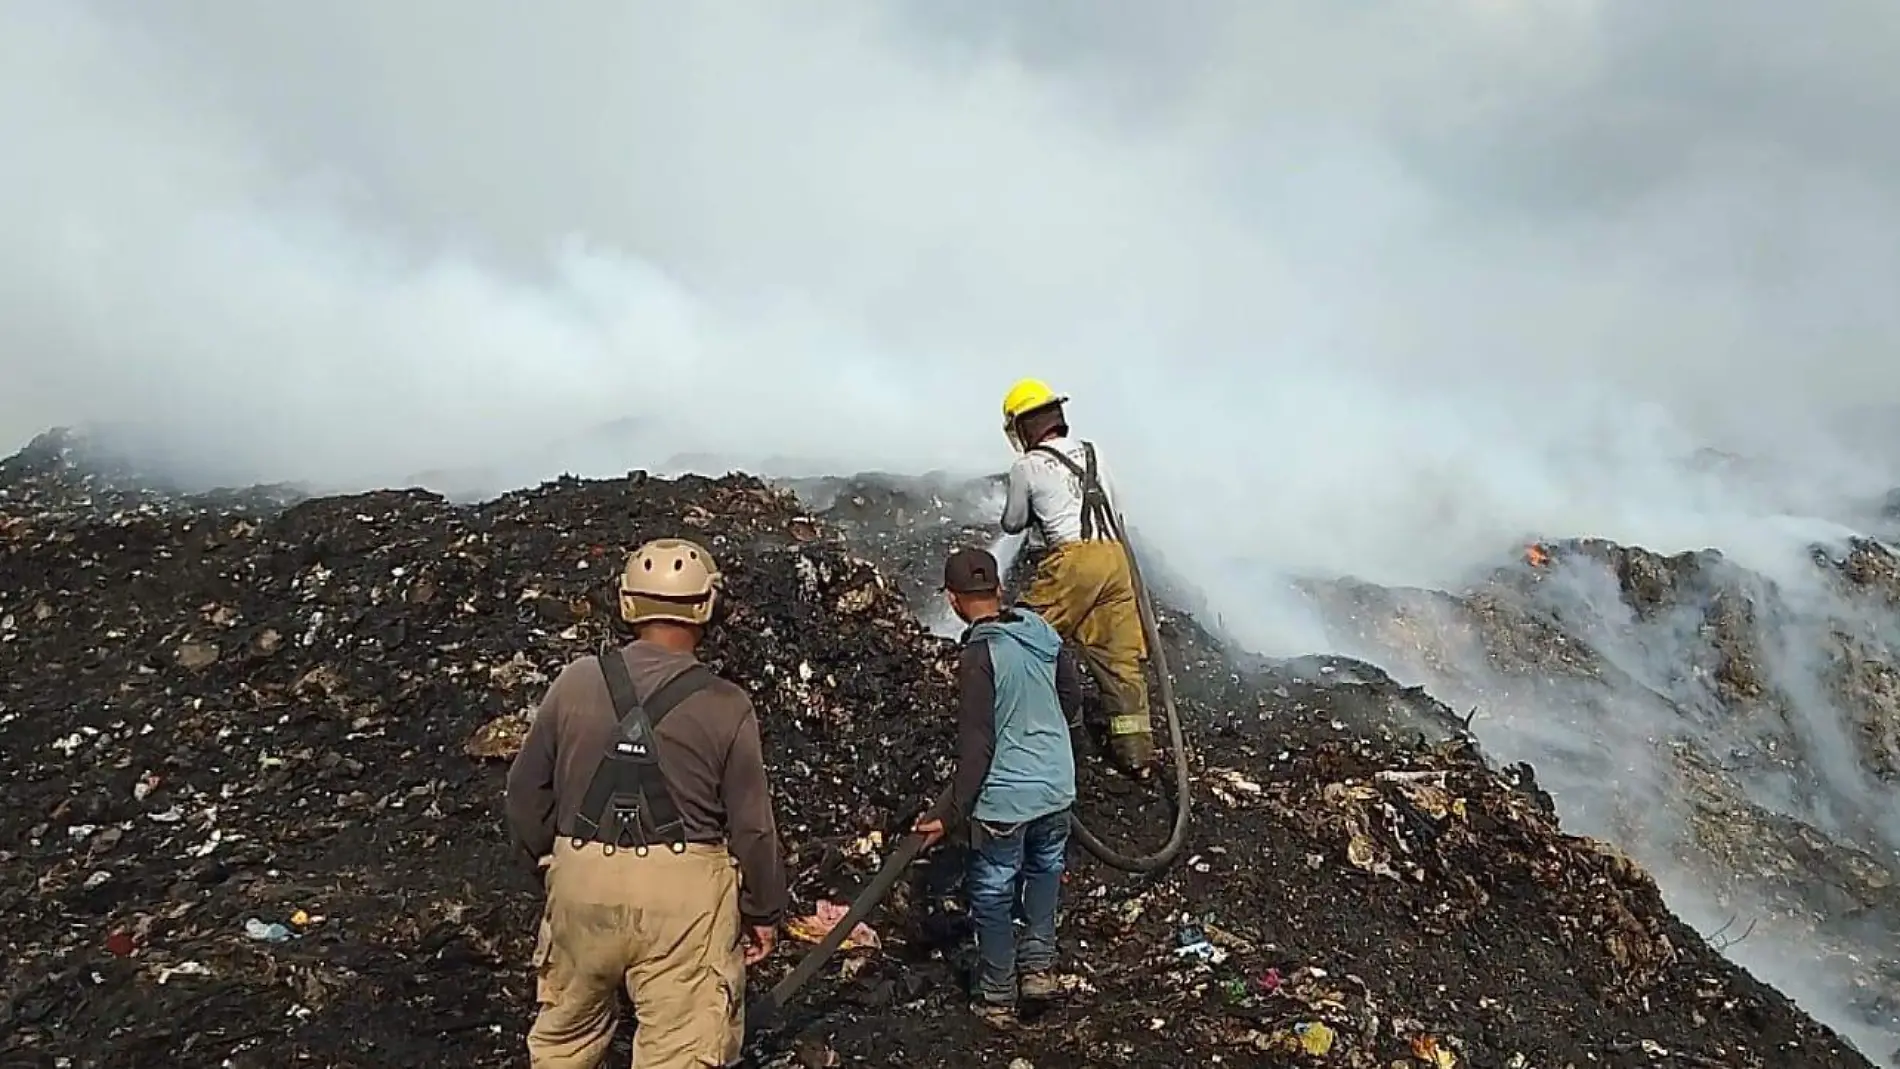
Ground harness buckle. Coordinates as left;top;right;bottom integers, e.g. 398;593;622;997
613;802;652;853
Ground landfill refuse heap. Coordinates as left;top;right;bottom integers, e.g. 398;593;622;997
0;432;1876;1069
1294;537;1900;1055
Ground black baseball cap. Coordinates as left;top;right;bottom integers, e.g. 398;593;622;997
942;547;1002;594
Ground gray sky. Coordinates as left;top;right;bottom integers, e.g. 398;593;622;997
4;0;1899;623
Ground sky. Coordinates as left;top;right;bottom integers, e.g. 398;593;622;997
4;0;1900;613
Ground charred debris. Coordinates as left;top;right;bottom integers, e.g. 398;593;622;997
0;432;1878;1068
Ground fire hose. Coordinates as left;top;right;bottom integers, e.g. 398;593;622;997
744;784;951;1042
1063;512;1193;873
749;522;1191;1042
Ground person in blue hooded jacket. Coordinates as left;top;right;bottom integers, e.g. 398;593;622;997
913;546;1082;1027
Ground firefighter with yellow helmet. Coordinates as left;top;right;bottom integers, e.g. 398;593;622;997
997;379;1155;776
506;537;786;1068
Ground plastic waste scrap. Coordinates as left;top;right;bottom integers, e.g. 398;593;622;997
1410;1033;1459;1067
1317;772;1472;884
1294;1021;1336;1056
1171;922;1229;964
1374;768;1467;822
155;961;212;985
244;918;293;943
785;899;881;950
1258;1020;1336;1057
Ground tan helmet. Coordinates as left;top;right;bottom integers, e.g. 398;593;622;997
620;537;722;627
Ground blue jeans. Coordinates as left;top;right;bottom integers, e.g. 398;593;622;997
966;808;1069;1005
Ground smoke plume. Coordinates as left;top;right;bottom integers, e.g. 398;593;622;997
7;0;1900;1051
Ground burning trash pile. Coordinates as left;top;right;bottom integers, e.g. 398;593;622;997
0;433;1876;1068
1301;535;1900;1057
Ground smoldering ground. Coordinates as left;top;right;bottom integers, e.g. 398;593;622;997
787;464;1900;1055
1299;541;1900;1056
6;0;1900;1055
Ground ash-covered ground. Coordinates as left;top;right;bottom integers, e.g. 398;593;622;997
0;430;1887;1068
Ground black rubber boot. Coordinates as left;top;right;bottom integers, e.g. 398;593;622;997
1108;731;1156;778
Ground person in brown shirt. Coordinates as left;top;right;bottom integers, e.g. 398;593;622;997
505;537;786;1069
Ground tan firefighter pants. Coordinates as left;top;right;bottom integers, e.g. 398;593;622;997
528;840;745;1069
1020;539;1153;762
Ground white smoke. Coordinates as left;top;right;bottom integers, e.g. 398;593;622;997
7;0;1900;1052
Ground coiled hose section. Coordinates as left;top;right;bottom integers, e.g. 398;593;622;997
1064;513;1193;874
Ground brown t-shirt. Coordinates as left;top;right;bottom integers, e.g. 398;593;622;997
504;640;788;926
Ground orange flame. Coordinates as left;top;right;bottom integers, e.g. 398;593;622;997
1526;544;1550;568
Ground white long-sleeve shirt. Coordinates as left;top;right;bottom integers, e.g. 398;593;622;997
1000;436;1125;546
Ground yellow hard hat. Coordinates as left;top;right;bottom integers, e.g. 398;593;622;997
1001;378;1067;421
620;537;722;627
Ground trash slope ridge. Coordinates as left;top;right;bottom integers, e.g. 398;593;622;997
0;435;1869;1068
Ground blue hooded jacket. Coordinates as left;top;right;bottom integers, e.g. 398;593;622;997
966;610;1078;824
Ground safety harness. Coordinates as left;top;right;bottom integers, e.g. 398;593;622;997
567;652;717;856
1032;441;1118;542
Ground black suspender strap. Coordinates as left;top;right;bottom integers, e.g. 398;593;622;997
568;653;719;856
1032;441;1119;542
